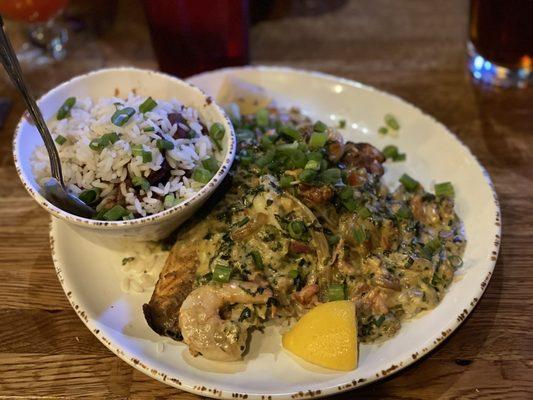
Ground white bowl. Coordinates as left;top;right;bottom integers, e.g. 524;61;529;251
13;67;236;244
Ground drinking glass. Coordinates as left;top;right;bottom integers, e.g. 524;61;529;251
141;0;249;78
0;0;69;64
468;0;533;88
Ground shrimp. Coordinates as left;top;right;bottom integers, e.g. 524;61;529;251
179;281;272;361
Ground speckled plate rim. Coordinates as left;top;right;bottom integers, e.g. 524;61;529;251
49;65;501;399
13;67;237;229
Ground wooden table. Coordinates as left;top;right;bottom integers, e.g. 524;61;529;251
0;0;531;398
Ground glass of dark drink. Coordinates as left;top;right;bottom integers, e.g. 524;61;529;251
141;0;249;78
468;0;533;88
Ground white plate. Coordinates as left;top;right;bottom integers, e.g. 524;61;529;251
50;66;501;399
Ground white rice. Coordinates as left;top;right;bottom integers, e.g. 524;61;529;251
32;93;216;219
119;241;168;294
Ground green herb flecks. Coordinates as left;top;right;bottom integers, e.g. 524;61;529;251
111;107;135;126
139;97;157;113
56;97;76;120
327;284;346;301
384;113;400;131
209;122;225;151
435;181;454;198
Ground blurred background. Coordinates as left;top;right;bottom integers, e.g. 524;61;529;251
1;0;532;90
1;0;531;169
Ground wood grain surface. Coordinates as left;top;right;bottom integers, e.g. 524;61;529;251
0;0;532;399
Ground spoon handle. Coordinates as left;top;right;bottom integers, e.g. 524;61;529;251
0;16;64;185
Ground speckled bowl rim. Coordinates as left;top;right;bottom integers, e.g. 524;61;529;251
50;65;501;399
12;67;236;229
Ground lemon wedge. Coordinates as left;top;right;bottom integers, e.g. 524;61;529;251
282;300;358;371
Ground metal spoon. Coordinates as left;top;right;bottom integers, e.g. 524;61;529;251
0;16;94;218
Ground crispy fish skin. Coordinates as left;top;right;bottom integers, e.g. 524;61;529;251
143;220;209;339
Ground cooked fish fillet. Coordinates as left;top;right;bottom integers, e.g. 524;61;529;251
142;219;210;339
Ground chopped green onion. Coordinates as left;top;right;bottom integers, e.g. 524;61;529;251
100;132;119;146
394;153;406;161
132;146;150;161
211;139;223;151
313;120;327;133
143;126;155;132
339;186;354;200
131;143;144;156
339;186;357;211
122;213;135;220
239;155;253;165
421;238;441;259
356;206;372;219
255;149;275;168
156;139;174;151
236;129;255;142
142;150;152;163
209;122;225;140
280;175;294;189
78;188;101;205
307;151;323;163
56;97;76;120
327;234;340;246
260;135;274;150
384;114;400;130
238;150;253;166
378;127;388;135
309;132;328;149
279;125;301;142
111;107;135;127
395;205;411;219
192;167;213;184
299;169;317;183
256;109;269;127
298;142;308;152
276;141;297;152
250;250;264;269
92;208;108;220
327;284;346;301
399;174;419;192
383;145;406;162
338;119;346;129
343;198;357;212
353;226;367;244
89;133;119;152
288;269;299;279
55;135;67;145
280;147;307;169
235;216;250;227
202;157;219;173
435;181;455;198
164;193;178;208
132;176;150;191
139;97;157;113
304;159;321;171
212;264;232;283
288;220;306;239
448;255;463;269
102;204;130;221
89;138;104;152
383;145;399;159
320;168;341;184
